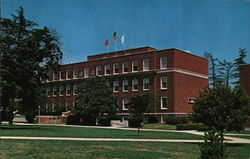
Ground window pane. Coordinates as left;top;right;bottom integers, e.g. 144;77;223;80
161;57;167;69
114;63;119;74
143;78;150;90
132;61;138;72
132;79;138;91
161;97;168;109
143;59;149;71
161;77;167;89
123;62;128;73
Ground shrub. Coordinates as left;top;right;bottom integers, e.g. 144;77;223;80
66;114;81;125
176;124;209;130
128;114;143;128
97;116;111;126
164;115;188;125
200;129;228;159
146;115;159;124
24;111;37;123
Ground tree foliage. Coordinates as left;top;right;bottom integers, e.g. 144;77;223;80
233;48;247;86
191;85;250;158
0;7;62;125
128;91;154;135
73;77;117;125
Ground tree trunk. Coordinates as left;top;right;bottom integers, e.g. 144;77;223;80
137;127;140;135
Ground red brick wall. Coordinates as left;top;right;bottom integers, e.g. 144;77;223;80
173;73;208;113
240;64;250;96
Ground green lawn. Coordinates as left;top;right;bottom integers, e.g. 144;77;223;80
1;140;250;159
0;124;203;140
142;123;176;130
226;135;250;140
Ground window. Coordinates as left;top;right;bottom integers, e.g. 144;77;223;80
188;98;196;104
105;82;110;88
52;102;55;112
45;103;49;112
122;62;128;73
90;67;95;76
84;67;89;78
53;87;57;97
143;59;149;71
123;80;128;92
53;72;58;81
161;97;168;110
160;57;167;69
59;71;64;80
161;77;168;90
73;85;78;95
113;81;119;92
46;88;50;97
105;64;110;75
66;85;71;96
66;70;73;79
113;63;119;74
59;86;64;96
79;70;83;77
122;98;129;110
132;79;138;91
132;61;139;72
96;65;102;75
73;69;78;79
143;78;150;90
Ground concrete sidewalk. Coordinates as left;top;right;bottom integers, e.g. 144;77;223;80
2;123;249;144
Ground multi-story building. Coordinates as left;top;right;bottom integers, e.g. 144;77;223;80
42;46;208;121
240;64;250;96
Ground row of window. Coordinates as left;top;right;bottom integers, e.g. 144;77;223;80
45;96;168;112
46;77;168;97
46;85;78;97
47;57;167;81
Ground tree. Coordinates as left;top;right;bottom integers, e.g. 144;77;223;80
0;7;62;126
128;91;154;135
73;77;117;125
233;48;247;86
218;60;236;87
191;85;250;158
204;52;221;88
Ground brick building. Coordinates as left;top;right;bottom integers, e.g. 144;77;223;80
42;46;208;121
240;64;250;96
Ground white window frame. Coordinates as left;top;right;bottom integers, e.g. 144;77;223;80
143;59;149;71
53;87;57;97
59;86;64;96
113;63;119;74
105;64;110;75
73;69;78;79
188;98;196;104
122;80;128;92
73;85;77;95
113;81;119;92
52;102;55;112
53;72;58;81
59;71;63;80
143;78;150;90
160;57;167;69
122;62;128;73
132;79;138;91
161;96;168;110
46;88;50;97
160;77;168;90
132;60;138;72
122;98;129;110
66;85;71;96
84;67;89;78
96;65;102;76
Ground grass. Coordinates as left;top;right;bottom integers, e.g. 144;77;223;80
226;135;250;140
1;140;250;159
0;124;203;140
142;123;176;130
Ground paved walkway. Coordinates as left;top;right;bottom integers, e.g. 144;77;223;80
1;123;250;144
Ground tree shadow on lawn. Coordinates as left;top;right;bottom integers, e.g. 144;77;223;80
1;125;47;130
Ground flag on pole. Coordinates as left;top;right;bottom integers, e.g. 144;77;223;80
113;32;117;40
121;35;125;45
104;39;109;46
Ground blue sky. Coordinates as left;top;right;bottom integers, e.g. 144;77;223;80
2;0;250;64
